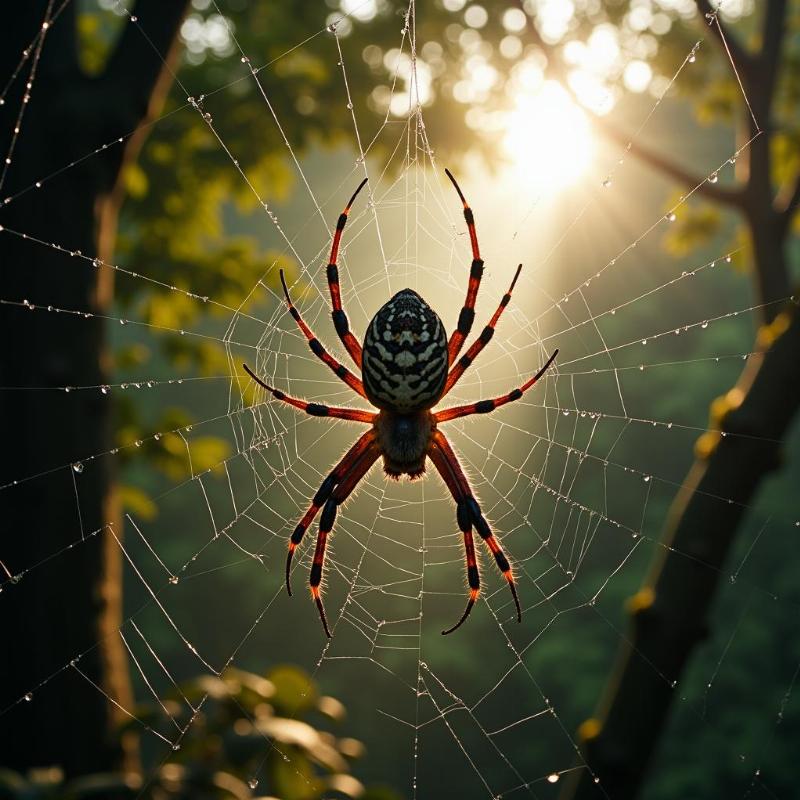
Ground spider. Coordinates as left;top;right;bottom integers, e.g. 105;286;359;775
244;170;558;637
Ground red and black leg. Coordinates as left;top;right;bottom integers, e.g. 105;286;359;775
443;263;522;396
285;429;377;596
327;178;368;369
445;169;485;365
435;349;558;424
308;440;381;637
279;270;367;399
428;429;521;631
243;363;375;423
444;525;480;636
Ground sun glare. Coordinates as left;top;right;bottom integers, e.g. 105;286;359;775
503;80;594;191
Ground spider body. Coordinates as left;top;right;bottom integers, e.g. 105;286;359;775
374;408;434;479
362;288;448;413
244;170;558;638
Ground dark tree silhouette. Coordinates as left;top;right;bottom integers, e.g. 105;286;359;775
0;1;189;776
545;2;800;797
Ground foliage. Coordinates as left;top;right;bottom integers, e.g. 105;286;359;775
65;1;800;797
0;665;402;800
84;1;799;498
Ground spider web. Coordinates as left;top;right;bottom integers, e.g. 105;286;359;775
1;1;799;798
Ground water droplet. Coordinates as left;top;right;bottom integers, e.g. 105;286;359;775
248;778;259;789
346;102;353;110
643;475;651;482
641;339;647;345
726;255;732;263
172;744;181;751
688;53;696;63
547;773;559;784
708;172;718;183
72;462;84;474
602;178;612;188
169;575;179;585
24;692;33;702
666;212;676;222
130;14;137;22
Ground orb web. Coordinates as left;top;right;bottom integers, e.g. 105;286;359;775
1;1;798;798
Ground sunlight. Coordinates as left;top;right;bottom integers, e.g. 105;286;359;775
503;80;594;191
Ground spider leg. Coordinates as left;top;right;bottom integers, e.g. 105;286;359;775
442;526;480;636
279;270;367;398
327;178;368;369
428;429;521;627
309;441;381;637
243;363;375;423
285;429;377;596
443;264;522;396
445;169;485;366
435;349;558;423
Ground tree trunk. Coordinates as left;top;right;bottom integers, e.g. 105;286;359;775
0;1;188;778
560;295;800;800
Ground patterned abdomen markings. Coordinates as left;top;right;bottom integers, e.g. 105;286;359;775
362;289;448;412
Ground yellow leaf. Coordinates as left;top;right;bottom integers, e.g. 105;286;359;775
119;485;157;520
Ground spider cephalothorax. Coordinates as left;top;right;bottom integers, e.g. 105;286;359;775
244;170;558;638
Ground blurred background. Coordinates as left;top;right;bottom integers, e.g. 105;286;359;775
1;1;799;798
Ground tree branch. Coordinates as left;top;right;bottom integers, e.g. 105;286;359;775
759;0;788;114
594;118;745;208
561;300;800;800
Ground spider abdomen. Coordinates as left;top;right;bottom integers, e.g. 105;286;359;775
362;289;448;413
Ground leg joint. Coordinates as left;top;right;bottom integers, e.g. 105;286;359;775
332;309;349;336
457;500;471;532
457;307;475;335
320;498;337;532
